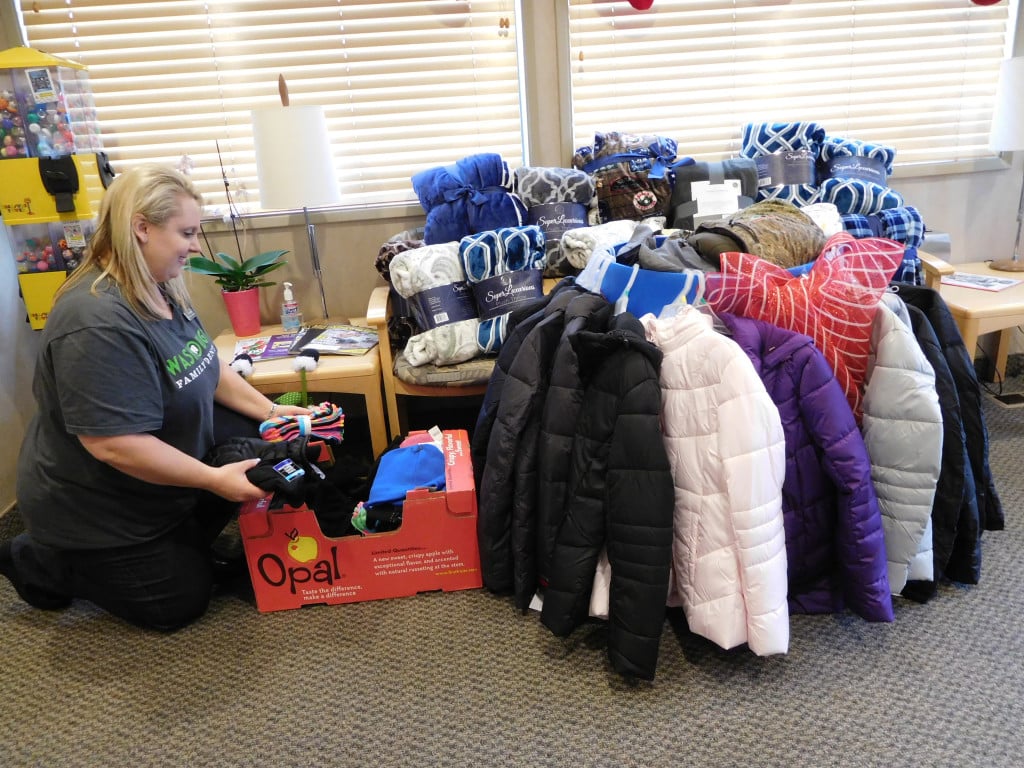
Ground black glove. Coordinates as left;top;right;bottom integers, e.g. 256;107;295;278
205;437;324;507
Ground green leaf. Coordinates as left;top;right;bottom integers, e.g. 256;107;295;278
239;250;289;272
186;249;288;291
215;252;243;271
186;256;230;276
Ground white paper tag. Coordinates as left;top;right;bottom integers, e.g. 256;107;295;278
691;180;742;225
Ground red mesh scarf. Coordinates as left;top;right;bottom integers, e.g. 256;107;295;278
706;233;904;419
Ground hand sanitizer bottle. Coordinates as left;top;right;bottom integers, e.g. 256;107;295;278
280;282;302;332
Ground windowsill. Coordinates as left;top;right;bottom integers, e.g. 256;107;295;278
891;154;1013;180
200;201;425;233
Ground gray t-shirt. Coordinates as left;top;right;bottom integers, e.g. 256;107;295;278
16;269;221;549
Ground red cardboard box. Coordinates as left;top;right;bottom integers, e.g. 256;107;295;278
238;429;481;613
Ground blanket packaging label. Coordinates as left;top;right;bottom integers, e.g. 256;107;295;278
690;179;743;225
238;429;482;613
409;281;477;330
528;202;587;245
755;150;815;187
472;269;543;321
823;155;887;185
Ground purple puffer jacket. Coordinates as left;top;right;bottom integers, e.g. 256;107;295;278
720;312;893;622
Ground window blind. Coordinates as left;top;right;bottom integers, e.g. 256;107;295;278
567;0;1015;171
19;0;525;209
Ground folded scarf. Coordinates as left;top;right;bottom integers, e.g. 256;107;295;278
411;153;527;245
705;232;905;419
514;166;596;277
740;121;825;206
259;402;345;445
459;225;546;354
390;241;481;366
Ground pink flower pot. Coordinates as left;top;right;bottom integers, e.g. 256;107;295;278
222;288;261;337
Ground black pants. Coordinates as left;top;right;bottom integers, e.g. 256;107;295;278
10;492;237;632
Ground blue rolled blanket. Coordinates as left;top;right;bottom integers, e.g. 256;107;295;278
411;153;527;245
841;206;925;248
739;121;825;206
817;136;903;215
841;206;926;286
459;225;546;354
818;177;904;216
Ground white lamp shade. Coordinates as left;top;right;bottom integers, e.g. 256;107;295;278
990;57;1024;152
251;105;341;210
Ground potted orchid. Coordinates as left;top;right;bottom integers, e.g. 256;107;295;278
187;249;289;336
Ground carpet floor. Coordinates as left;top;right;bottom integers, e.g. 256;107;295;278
0;391;1021;767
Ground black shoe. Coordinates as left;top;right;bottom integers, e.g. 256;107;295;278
0;540;72;611
209;551;248;587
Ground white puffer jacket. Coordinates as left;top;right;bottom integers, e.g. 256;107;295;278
642;308;789;656
861;293;943;593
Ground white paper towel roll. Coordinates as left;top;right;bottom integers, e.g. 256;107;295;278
251;105;341;210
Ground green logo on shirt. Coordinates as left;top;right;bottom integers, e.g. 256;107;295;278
166;329;211;377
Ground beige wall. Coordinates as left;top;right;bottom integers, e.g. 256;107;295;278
188;206;425;335
1;2;1023;512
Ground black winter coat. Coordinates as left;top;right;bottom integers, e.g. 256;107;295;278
540;312;674;681
535;291;612;589
471;280;579;489
475;284;584;602
902;303;978;595
896;285;1002;534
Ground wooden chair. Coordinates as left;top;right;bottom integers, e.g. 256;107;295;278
918;250;955;290
366;280;560;439
366;285;496;439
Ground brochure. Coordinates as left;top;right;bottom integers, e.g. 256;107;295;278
290;323;379;356
941;272;1023;292
232;332;301;361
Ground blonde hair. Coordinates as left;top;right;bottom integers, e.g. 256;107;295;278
56;164;203;319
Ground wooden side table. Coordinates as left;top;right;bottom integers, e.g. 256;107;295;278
936;261;1024;383
213;323;390;458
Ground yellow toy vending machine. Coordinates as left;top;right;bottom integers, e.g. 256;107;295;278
0;46;109;329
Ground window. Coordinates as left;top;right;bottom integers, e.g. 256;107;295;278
566;0;1017;173
19;1;525;209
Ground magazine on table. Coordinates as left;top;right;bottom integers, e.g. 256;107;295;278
289;323;379;356
941;272;1023;292
231;332;301;361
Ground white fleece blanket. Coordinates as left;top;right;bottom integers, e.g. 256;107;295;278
389;242;481;367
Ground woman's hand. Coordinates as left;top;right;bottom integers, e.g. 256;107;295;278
208;458;269;502
269;403;313;418
79;434;269;501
